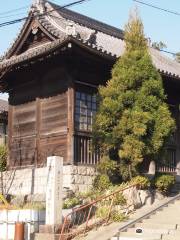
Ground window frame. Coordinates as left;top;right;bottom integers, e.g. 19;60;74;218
74;91;97;132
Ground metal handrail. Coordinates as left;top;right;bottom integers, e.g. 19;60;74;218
59;183;138;240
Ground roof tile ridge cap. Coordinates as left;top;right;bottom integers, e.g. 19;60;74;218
38;2;68;36
32;0;46;14
48;1;124;39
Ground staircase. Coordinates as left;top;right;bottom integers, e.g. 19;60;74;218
113;195;180;240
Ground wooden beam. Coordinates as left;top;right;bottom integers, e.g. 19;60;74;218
36;97;41;166
67;83;75;164
7;105;13;169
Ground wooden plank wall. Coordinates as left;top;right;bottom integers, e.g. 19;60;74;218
39;94;68;165
9;93;68;168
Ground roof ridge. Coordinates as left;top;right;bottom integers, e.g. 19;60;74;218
48;1;124;39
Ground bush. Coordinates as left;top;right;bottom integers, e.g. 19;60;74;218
0;145;7;172
96;206;126;222
110;210;127;222
93;174;112;192
130;175;150;190
114;192;126;206
97;156;117;176
63;197;81;209
96;205;109;219
118;160;138;181
97;157;122;184
154;174;175;195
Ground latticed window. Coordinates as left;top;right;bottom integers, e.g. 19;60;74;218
75;91;97;131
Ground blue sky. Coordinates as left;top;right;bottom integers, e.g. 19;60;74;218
0;0;180;99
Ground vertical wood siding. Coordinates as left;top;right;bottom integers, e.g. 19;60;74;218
9;93;68;168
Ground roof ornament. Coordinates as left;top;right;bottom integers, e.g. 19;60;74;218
33;0;44;4
32;0;45;13
87;30;97;45
66;22;77;37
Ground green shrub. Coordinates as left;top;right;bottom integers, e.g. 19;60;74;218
76;191;93;200
110;210;127;222
96;207;126;222
63;197;81;209
154;174;175;195
76;190;102;203
130;175;150;190
96;205;109;219
0;145;7;172
118;160;138;181
114;192;126;206
97;156;117;176
93;174;112;192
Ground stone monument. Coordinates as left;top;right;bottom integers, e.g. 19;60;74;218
36;156;63;239
46;156;63;226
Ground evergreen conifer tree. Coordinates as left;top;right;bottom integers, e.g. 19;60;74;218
93;12;175;179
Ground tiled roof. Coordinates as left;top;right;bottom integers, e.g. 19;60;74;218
150;48;180;79
1;0;180;79
49;1;124;39
0;37;116;70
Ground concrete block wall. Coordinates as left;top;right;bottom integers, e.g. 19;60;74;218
63;165;97;192
0;165;97;196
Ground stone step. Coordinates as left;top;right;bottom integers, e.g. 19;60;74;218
134;222;176;230
111;238;161;240
169;229;180;234
158;203;180;208
176;225;180;230
143;217;179;224
127;227;169;234
152;212;180;218
162;233;180;240
118;231;161;240
112;238;161;240
34;233;60;240
157;207;180;212
157;210;180;216
148;215;180;221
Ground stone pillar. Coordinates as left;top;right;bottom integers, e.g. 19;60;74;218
46;156;63;226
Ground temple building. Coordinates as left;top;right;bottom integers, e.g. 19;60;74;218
0;0;180;173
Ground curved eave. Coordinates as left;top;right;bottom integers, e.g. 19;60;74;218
159;69;180;80
0;37;116;73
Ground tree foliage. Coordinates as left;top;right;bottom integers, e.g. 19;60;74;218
93;12;175;179
151;41;167;50
0;145;7;172
175;52;180;63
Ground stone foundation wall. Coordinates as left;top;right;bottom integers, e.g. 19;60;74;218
0;165;97;196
